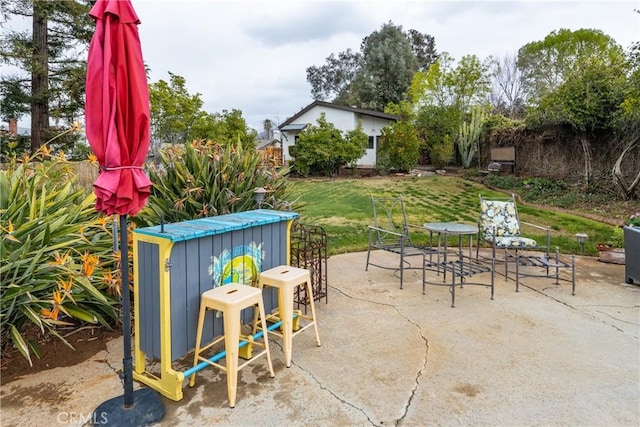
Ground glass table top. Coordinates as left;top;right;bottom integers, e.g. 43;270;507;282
423;222;479;235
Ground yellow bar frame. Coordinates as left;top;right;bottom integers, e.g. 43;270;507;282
132;219;295;401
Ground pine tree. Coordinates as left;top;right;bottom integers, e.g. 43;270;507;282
0;0;94;153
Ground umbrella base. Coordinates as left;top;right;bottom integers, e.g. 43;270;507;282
93;387;165;426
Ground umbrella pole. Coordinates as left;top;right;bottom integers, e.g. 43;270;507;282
120;214;134;406
93;214;165;426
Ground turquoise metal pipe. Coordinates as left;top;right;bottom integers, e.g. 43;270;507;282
182;316;292;379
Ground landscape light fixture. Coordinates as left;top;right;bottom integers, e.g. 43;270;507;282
254;187;267;209
575;233;588;255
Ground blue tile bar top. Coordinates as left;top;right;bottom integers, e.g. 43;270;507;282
134;209;299;242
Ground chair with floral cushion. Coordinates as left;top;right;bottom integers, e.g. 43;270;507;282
478;194;575;294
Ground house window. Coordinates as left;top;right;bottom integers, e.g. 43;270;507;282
367;136;376;149
295;135;300;144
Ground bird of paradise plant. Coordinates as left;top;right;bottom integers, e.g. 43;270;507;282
1;143;119;365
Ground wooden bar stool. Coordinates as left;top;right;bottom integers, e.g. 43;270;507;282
254;265;321;368
189;283;275;408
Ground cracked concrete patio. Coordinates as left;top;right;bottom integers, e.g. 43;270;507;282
1;250;639;426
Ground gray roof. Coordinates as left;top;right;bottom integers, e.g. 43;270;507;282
280;124;308;131
279;100;399;129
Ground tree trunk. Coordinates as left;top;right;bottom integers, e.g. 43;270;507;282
612;136;640;201
30;5;49;154
579;134;592;187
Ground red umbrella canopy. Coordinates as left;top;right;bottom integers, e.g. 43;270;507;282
85;0;152;216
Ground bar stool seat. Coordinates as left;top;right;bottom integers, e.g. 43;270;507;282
189;282;274;408
254;265;321;368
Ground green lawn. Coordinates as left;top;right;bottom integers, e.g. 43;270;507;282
287;175;619;257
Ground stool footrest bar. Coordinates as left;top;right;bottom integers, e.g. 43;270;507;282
183;319;284;379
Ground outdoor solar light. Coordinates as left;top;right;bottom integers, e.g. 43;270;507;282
575;233;588;255
254;187;267;209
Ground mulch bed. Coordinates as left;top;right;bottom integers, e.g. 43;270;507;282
1;326;122;385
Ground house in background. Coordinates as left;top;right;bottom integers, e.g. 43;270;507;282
278;100;399;168
255;128;283;166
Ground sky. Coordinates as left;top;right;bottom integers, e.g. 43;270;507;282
4;0;640;132
129;0;639;132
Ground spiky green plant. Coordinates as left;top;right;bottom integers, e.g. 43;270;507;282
135;140;292;226
0;149;120;365
457;107;485;168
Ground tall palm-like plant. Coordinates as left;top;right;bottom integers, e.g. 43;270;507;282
136;140;292;226
1;149;119;364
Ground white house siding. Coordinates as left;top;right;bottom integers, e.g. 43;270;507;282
281;104;395;168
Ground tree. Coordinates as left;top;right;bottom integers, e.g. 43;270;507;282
409;53;455;108
262;118;273;140
527;55;627;186
149;73;258;153
517;28;624;105
0;0;94;153
148;72;205;150
407;29;438;72
305;49;362;103
197;108;257;149
292;113;366;176
306;22;437;110
350;22;418;111
410;53;492;166
413;104;460;167
410;53;492;114
523;29;628;186
489;53;526;118
612;39;640;200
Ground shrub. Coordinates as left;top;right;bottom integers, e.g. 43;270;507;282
429;137;455;168
292;114;366;177
1;149;119;365
485;174;521;190
376;120;420;173
136;139;292;226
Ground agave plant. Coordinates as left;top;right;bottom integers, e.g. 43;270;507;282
0;149;119;365
135;140;293;226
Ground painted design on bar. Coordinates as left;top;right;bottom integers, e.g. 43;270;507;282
209;242;264;288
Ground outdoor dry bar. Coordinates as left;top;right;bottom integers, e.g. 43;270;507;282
131;209;299;401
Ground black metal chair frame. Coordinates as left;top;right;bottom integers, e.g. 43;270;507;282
365;195;439;289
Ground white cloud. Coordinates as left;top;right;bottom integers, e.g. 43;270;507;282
6;0;639;131
133;0;638;130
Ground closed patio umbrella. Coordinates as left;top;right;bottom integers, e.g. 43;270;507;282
85;0;163;424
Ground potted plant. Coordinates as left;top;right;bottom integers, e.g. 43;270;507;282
624;211;640;284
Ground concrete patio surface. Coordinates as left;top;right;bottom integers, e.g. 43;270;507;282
1;250;639;427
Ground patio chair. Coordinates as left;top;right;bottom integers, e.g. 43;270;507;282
365;195;439;289
478;194;575;294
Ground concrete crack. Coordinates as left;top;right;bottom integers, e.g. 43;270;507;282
328;284;430;427
518;285;639;337
594;309;640;326
391;306;429;427
290;358;377;426
518;282;576;309
103;340;119;374
328;284;400;310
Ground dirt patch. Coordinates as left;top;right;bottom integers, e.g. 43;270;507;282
0;327;121;385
